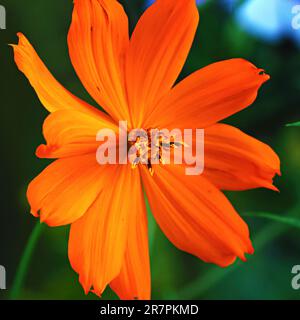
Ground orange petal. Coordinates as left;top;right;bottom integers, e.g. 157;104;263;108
36;109;118;159
68;166;142;296
68;0;131;124
145;59;270;129
110;188;151;300
203;124;281;191
126;0;199;127
27;155;108;226
12;33;100;118
141;165;254;267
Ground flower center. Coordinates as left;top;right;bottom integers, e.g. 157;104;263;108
128;129;183;176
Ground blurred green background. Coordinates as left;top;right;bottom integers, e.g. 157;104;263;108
0;0;299;300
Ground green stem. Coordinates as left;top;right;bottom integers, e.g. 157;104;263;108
144;193;157;257
10;222;44;300
244;211;300;229
286;121;300;127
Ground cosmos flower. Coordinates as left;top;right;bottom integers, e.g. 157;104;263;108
12;0;280;299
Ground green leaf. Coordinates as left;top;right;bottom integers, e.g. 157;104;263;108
286;121;300;127
244;212;300;229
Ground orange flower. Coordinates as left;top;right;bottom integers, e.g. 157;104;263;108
12;0;280;299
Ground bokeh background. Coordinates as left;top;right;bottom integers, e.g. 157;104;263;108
0;0;300;300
